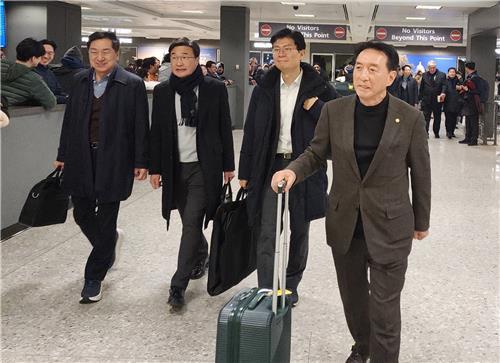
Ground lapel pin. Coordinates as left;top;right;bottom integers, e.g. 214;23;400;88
395;118;400;123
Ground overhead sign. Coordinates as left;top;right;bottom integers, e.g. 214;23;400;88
259;22;347;41
374;26;463;44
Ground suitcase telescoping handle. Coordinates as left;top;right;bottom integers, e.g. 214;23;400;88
272;179;290;315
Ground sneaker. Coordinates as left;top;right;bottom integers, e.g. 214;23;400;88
190;256;209;280
80;279;102;304
108;228;124;270
168;287;185;310
346;345;369;363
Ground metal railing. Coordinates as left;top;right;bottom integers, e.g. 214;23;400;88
479;101;499;146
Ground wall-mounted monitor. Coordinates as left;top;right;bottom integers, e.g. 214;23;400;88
0;0;6;48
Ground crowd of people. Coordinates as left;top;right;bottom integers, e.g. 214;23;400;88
1;26;496;363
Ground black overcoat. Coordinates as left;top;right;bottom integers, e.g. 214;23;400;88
149;76;235;228
443;77;462;113
239;63;339;226
57;66;150;202
396;76;419;106
418;69;447;110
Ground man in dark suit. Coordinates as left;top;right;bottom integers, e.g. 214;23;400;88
396;64;418;107
419;60;447;138
149;38;235;310
54;32;150;304
238;28;338;306
272;41;431;363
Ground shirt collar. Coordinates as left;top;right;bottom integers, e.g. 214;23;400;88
280;69;303;88
92;69;113;83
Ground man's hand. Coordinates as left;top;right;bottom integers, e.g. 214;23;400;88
53;160;64;170
239;179;248;189
413;230;429;240
271;169;296;193
150;174;161;189
134;168;147;180
303;97;318;111
224;171;235;184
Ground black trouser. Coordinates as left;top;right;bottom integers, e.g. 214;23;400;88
72;145;120;281
170;162;208;290
465;114;479;144
444;111;458;136
256;156;310;291
422;102;442;135
332;238;408;363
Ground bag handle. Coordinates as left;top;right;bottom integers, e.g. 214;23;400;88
46;167;64;182
221;182;233;204
235;187;247;201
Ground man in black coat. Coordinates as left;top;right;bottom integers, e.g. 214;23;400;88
457;61;483;146
443;67;462;139
149;38;235;310
54;32;150;304
396;65;418;107
239;29;338;306
34;39;68;104
418;60;447;138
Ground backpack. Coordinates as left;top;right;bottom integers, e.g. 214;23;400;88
472;74;490;103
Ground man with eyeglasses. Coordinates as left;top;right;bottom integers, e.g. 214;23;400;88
34;39;68;104
149;37;235;311
239;28;338;307
54;31;150;304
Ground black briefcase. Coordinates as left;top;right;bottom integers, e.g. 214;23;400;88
18;168;70;227
208;184;256;296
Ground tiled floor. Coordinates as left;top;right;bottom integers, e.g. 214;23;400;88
2;126;499;362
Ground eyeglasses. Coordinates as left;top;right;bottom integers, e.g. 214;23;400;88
171;56;196;63
272;46;298;55
89;49;115;58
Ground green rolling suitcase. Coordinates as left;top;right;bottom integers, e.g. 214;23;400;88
215;181;291;363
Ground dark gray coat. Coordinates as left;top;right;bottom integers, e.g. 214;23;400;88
149;76;235;228
443;77;462;113
288;95;431;264
396;76;419;106
418;69;447;110
239;63;339;226
57;66;150;202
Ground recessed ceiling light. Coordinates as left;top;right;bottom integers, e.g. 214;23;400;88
81;6;91;10
116;28;132;34
295;14;315;18
182;10;204;14
406;17;426;20
415;5;442;10
281;2;306;5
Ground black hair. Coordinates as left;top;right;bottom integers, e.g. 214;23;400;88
448;67;457;72
40;39;57;51
168;37;200;58
162;53;170;63
87;32;120;52
353;41;399;71
464;61;476;70
402;64;412;71
206;60;216;68
16;38;45;62
135;59;143;68
142;57;157;69
270;28;306;51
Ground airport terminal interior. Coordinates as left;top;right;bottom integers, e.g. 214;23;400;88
1;0;499;362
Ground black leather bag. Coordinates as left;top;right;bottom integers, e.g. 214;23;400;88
18;168;70;227
208;184;256;296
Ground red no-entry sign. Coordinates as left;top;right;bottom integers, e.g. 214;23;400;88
334;27;345;39
376;27;387;40
260;24;272;37
450;29;462;41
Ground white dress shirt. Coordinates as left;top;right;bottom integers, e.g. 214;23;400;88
277;70;303;154
176;87;199;163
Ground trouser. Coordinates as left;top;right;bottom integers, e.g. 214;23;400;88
332;238;408;363
422;103;442;135
72;144;120;281
256;156;310;291
170;162;208;290
465;114;479;144
444;111;458;135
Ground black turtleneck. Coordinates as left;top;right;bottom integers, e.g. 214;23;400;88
354;94;389;178
353;93;389;238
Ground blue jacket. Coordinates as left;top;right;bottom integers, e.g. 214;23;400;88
34;64;67;104
239;62;339;225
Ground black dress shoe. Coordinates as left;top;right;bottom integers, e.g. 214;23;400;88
289;289;299;307
168;287;185;310
190;256;209;280
468;142;478;146
446;133;452;139
458;139;469;144
434;134;440;138
346;345;369;363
